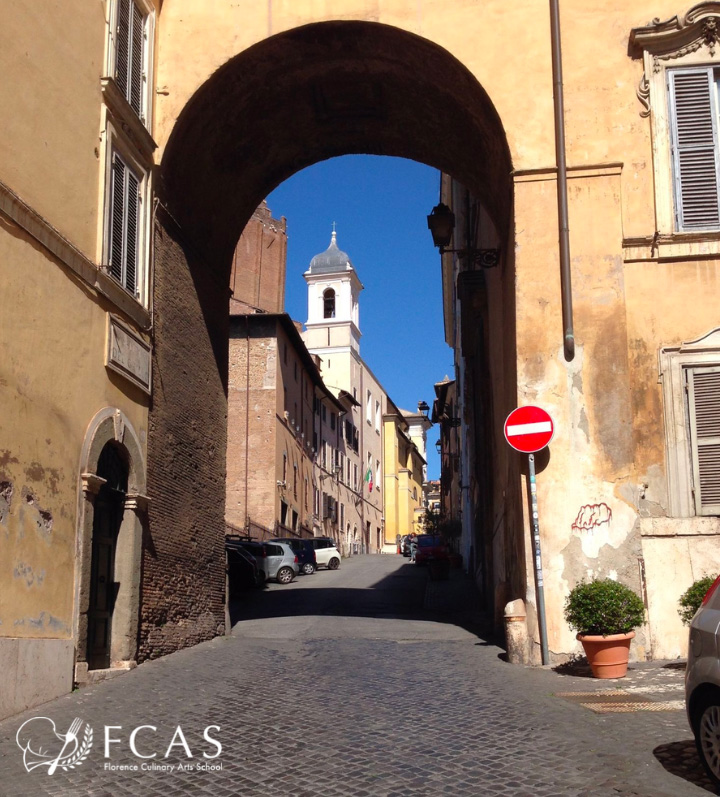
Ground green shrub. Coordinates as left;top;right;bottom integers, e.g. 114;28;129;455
678;575;717;626
564;578;645;636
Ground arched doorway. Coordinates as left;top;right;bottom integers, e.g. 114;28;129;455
146;21;515;659
87;442;128;670
75;408;147;683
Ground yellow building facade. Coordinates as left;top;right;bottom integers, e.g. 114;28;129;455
383;401;426;552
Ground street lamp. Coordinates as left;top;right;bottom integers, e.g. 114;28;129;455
426;202;500;268
417;400;430;418
435;439;442;455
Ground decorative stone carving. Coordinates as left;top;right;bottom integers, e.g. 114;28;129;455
637;73;651;117
630;4;720;113
113;410;125;444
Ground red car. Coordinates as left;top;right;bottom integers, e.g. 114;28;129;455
414;534;449;566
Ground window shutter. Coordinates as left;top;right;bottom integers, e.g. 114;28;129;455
109;153;126;283
130;1;144;118
115;0;145;119
125;170;139;295
687;366;720;515
115;0;130;100
108;150;141;296
668;68;720;230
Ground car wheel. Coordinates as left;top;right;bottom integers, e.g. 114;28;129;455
696;695;720;786
328;557;340;570
276;566;294;584
301;562;315;575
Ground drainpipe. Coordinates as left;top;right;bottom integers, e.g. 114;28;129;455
550;0;575;361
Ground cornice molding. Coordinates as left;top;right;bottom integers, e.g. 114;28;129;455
631;3;720;60
0;178;151;330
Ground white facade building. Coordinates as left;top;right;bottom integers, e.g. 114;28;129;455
303;231;387;554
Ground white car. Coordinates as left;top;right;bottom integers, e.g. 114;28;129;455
685;574;720;786
308;537;341;570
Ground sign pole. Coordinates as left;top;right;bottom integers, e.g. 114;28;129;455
528;453;550;665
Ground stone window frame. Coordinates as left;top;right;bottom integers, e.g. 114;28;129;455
631;4;720;255
659;326;720;517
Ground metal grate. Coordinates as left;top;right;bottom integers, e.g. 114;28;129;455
555;691;684;713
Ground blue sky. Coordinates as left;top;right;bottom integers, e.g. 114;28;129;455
267;155;452;479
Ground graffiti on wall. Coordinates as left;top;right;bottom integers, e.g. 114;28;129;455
571;503;612;534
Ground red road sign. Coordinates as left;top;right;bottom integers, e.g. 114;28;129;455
504;405;554;453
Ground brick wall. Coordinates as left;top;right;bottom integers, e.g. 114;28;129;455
226;317;278;529
229;201;287;314
141;220;227;661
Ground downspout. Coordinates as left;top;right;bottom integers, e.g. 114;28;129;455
550;0;575;361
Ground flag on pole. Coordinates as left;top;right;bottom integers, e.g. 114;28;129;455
365;466;373;492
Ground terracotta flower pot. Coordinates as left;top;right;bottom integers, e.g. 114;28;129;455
577;631;635;679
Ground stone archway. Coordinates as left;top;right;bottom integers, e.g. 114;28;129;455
74;408;147;683
146;20;514;659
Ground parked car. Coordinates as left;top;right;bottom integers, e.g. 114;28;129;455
270;537;318;575
234;540;299;584
414;534;449;566
307;537;341;570
225;538;263;593
685;573;720;786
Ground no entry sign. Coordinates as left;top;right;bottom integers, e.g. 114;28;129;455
504;405;554;453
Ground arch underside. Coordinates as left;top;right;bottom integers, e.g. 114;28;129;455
160;21;513;273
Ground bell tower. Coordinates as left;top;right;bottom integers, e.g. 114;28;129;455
303;229;363;354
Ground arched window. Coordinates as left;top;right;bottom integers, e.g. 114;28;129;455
323;288;336;319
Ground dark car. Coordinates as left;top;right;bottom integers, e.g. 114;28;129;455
414;534;449;566
270;537;318;575
226;537;263;593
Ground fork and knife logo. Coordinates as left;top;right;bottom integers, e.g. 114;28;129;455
16;716;93;774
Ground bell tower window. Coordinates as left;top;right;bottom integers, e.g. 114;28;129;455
323;288;336;319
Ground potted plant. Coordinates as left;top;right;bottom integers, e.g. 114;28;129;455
678;575;717;625
564;578;645;679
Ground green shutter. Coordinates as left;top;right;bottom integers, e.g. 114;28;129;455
687;366;720;515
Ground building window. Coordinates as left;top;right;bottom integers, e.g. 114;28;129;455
113;0;148;120
375;400;381;431
293;464;298;498
330;412;336;431
323;288;336;318
322;404;327;423
668;67;720;231
366;390;372;424
687;365;720;514
106;149;142;297
304;477;309;510
660;328;720;516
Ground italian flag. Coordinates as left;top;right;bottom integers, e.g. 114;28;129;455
365;466;373;492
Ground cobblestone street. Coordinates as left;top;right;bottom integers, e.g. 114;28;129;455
0;555;714;796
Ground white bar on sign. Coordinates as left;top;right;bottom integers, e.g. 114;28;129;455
507;421;552;436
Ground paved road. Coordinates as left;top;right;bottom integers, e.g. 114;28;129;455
0;555;714;796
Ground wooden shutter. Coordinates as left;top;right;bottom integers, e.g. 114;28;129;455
115;0;145;119
668;68;720;230
129;1;144;117
687;366;720;515
109;153;126;283
115;0;130;100
108;150;141;295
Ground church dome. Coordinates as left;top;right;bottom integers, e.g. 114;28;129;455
308;230;354;274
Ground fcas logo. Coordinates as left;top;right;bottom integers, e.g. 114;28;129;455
16;717;93;774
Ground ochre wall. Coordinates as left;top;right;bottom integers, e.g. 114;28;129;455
0;224;149;640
